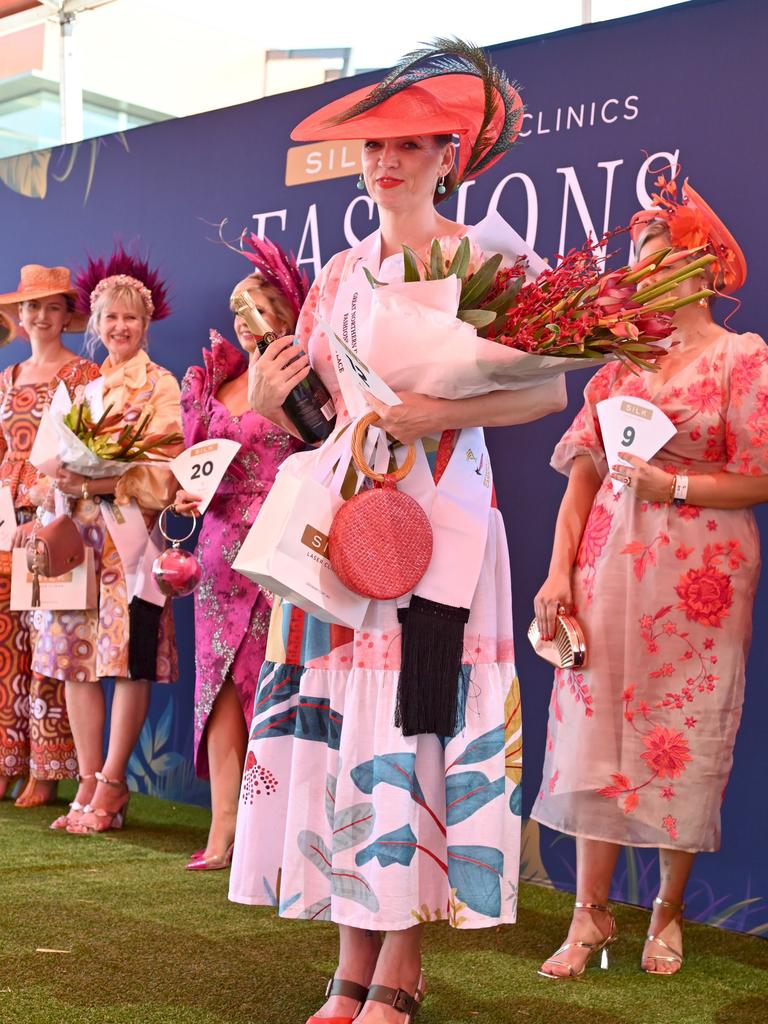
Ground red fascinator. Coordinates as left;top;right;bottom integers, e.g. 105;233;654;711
291;37;524;190
75;245;171;321
630;176;747;294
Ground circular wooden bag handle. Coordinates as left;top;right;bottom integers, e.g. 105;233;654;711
351;411;416;483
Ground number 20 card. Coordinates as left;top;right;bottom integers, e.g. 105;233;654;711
596;396;676;495
169;438;241;514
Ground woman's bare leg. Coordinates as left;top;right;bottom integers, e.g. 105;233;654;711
356;926;423;1023
642;848;695;974
63;680;106;806
539;836;622;978
84;678;151;817
309;925;382;1022
203;677;248;858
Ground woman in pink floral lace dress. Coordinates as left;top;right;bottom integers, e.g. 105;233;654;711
533;179;768;978
176;244;304;870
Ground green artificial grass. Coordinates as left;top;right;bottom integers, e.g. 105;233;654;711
0;783;766;1024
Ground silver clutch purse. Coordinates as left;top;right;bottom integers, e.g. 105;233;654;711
527;611;588;670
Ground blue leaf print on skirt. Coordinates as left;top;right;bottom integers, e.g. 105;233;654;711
356;825;418;869
445;771;505;826
254;696;342;747
449;726;505;766
447;845;503;919
351;753;425;802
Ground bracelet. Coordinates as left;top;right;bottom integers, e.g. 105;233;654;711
667;475;677;504
81;480;89;501
672;474;689;507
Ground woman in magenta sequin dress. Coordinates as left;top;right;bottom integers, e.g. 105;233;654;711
177;248;305;869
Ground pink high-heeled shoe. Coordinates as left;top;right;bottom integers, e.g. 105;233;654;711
185;841;234;871
50;774;96;831
66;772;130;834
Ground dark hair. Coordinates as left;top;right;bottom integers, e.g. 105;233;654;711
433;134;458;204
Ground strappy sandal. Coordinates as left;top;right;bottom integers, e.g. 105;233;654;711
50;774;96;831
306;978;369;1024
538;901;618;980
363;974;426;1022
66;772;130;834
642;896;684;974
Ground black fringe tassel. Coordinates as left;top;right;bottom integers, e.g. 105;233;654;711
128;597;163;681
395;596;470;737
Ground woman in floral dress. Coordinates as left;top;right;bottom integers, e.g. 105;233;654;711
533;178;768;977
231;42;566;1024
32;250;183;833
0;265;98;807
175;245;304;870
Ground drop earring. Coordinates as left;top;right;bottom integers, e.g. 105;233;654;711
698;296;709;306
436;176;447;195
356;174;365;190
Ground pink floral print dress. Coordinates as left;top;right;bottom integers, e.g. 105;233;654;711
533;331;768;852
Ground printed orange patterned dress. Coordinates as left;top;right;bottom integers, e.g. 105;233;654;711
533;331;768;852
0;357;100;781
32;349;181;684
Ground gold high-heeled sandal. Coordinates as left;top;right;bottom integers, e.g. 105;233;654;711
538;901;618;980
364;973;426;1022
642;896;684;974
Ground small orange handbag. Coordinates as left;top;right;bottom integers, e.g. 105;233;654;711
328;412;433;600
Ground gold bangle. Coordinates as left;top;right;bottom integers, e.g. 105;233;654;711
81;480;90;501
667;475;677;504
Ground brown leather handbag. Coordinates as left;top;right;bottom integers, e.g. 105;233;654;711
26;515;85;606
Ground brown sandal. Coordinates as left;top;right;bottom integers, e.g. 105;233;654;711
306;978;369;1024
364;974;426;1022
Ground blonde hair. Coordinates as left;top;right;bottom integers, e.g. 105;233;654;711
84;283;151;357
231;273;297;335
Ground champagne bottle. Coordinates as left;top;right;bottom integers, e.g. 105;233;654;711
232;290;337;444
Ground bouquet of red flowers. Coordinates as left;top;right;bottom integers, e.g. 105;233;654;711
362;214;715;399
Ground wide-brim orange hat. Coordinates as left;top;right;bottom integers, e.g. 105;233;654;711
291;38;524;188
0;264;88;332
630;178;747;294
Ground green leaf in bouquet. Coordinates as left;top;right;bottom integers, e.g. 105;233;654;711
430;238;445;280
446;236;471;280
538;324;561;349
363;267;387;289
620;245;674;285
616;342;663;353
402;245;423;283
460;253;503;308
481;274;524;315
620;350;657;372
630;254;716;305
457;308;498;329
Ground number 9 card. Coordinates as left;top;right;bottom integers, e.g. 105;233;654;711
596;396;676;495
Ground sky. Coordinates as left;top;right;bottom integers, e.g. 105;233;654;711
158;0;691;72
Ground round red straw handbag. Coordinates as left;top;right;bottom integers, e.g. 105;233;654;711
329;412;433;600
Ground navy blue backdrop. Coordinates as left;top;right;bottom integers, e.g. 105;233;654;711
1;0;765;934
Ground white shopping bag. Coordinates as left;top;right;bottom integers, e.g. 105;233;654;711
10;546;97;611
233;427;370;629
